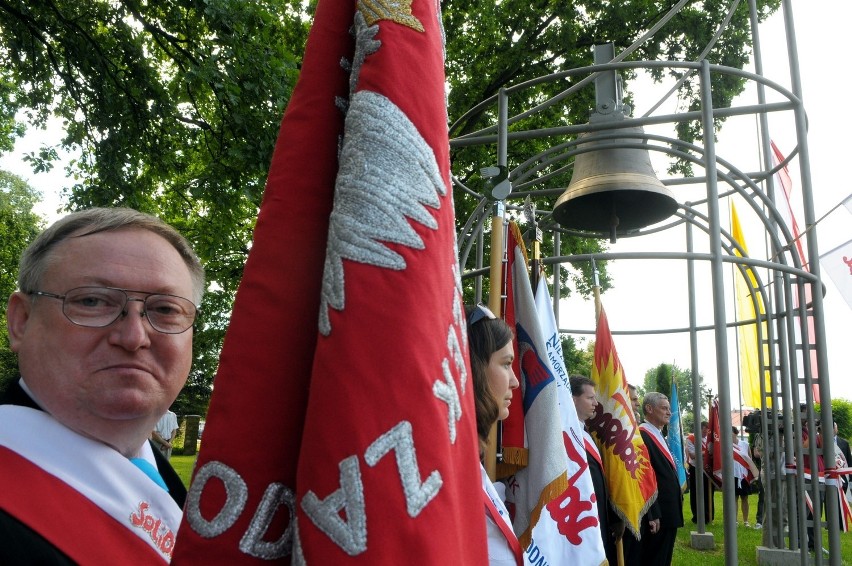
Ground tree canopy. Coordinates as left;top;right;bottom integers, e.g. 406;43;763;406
0;172;43;387
0;0;779;415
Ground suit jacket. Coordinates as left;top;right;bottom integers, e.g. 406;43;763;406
0;380;187;564
641;427;685;529
837;436;851;469
587;449;618;566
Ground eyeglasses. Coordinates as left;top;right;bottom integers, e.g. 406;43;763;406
467;303;497;326
30;286;198;334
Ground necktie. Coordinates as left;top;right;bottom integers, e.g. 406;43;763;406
130;457;170;492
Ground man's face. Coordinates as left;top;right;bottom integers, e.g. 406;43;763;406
644;398;672;428
7;228;194;452
573;384;598;422
629;388;641;417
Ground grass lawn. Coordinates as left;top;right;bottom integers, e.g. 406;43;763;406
170;453;197;488
167;454;850;564
673;490;852;566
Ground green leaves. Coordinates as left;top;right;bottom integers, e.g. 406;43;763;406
0;173;43;388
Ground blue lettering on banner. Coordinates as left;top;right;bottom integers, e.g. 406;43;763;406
525;537;550;566
545;333;568;388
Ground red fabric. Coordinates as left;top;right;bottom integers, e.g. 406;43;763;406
704;398;723;489
500;226;526;470
172;1;348;561
584;437;603;468
173;1;486;563
0;447;165;563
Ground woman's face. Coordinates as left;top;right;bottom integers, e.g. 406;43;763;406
486;341;519;421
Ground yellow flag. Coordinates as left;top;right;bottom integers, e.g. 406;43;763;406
730;203;772;408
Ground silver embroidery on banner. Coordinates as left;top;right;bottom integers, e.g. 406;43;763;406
319;87;446;335
184;461;249;538
238;482;295;559
301;456;368;556
364;421;443;517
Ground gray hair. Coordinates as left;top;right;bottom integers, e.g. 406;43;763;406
18;207;205;305
643;391;669;413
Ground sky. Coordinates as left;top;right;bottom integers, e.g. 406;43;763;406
2;2;850;409
556;1;852;408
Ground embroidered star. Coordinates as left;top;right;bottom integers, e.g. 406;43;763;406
357;0;424;32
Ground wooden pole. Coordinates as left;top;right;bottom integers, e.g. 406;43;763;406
592;257;602;321
485;205;505;480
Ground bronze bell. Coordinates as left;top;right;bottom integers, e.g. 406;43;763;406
552;126;678;242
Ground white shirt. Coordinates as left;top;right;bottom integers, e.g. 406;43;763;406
155;410;179;440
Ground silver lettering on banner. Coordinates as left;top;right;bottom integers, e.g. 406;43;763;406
184;461;249;538
433;358;462;443
238;482;295;559
301;456;367;556
365;421;442;517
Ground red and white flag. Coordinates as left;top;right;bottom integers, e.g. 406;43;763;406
501;223;570;554
533;274;607;564
172;1;486;563
771;141;820;399
704;397;723;489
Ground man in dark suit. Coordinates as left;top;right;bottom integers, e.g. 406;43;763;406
639;391;684;566
570;375;622;566
0;208;201;564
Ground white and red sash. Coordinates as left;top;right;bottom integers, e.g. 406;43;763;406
481;465;523;566
0;406;182;561
732;442;759;482
641;422;676;470
583;430;603;469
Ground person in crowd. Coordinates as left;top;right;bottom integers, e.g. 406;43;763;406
467;304;521;566
750;427;765;529
639;392;684;566
628;383;641;422
0;207;204;564
570;375;622;566
833;422;851;498
732;426;752;526
153;409;180;459
802;409;825;552
685;420;712;524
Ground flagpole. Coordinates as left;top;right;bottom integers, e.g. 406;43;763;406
592;256;602;320
485;88;510;481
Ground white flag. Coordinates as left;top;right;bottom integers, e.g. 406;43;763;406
819;238;852;309
530;275;607;565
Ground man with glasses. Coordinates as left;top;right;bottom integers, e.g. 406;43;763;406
0;207;204;564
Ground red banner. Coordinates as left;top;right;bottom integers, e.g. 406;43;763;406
172;1;486;563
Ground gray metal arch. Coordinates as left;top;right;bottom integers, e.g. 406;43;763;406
451;1;842;564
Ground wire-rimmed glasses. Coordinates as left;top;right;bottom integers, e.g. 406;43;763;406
30;286;197;334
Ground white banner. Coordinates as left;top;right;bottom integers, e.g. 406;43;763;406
531;276;606;565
